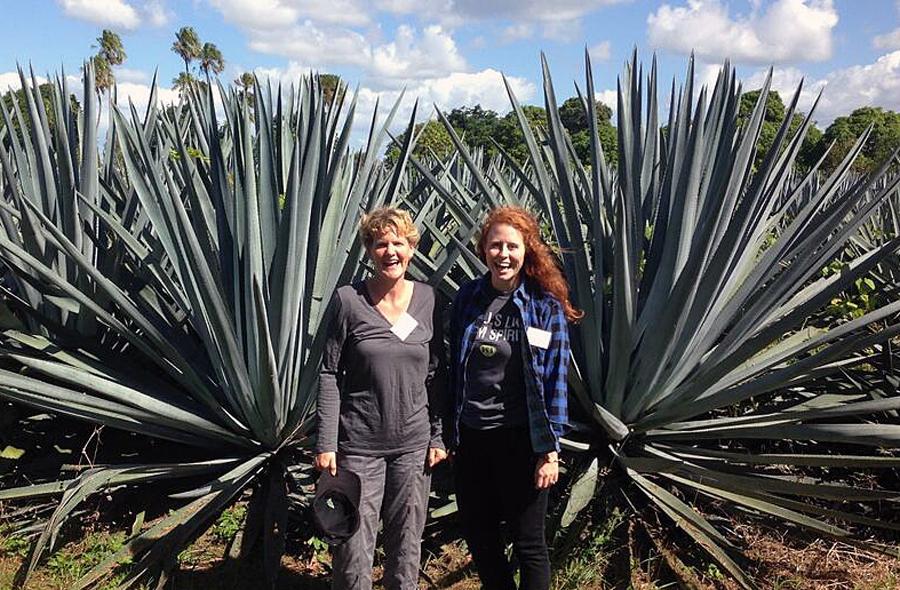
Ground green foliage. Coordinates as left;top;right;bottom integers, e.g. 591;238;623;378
705;563;725;581
95;30;126;66
496;104;548;162
92;29;126;93
234;71;254;90
446;104;501;154
0;77;80;139
319;74;341;105
820;261;880;320
440;103;548;163
386;119;455;163
552;507;626;589
199;42;225;77
305;535;330;563
738;89;824;171
212;505;247;543
438;98;616;166
172;26;202;73
172;71;204;95
46;532;127;583
0;533;30;557
559;96;618;167
822;106;900;173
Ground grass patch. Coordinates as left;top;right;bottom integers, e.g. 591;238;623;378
0;535;29;559
552;506;627;589
46;531;128;585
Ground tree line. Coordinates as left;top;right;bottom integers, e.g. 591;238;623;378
390;91;900;175
2;26;899;176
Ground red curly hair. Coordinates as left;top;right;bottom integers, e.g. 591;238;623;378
477;206;583;323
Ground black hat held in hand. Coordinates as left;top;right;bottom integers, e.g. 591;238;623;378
312;468;362;546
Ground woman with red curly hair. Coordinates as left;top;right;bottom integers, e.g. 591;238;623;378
448;206;581;590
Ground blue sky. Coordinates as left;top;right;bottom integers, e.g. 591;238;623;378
1;0;898;133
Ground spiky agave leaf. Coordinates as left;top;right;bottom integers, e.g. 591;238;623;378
415;52;900;587
0;65;416;587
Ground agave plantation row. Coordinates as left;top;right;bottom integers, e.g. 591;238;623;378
0;53;899;589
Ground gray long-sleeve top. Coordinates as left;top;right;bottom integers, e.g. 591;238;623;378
316;281;448;456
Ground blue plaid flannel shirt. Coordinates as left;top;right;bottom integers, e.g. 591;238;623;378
448;274;570;454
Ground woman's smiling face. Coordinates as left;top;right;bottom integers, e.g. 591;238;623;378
367;229;414;281
483;222;525;291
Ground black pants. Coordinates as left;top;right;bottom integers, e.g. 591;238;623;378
454;425;550;590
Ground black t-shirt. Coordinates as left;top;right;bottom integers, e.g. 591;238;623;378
460;288;528;430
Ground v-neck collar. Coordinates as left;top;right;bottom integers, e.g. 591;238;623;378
361;280;417;328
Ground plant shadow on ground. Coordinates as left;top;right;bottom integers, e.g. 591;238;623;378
3;409;900;589
4;499;900;590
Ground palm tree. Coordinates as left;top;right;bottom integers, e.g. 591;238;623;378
96;29;126;66
171;26;201;75
93;56;114;94
235;71;254;91
171;71;198;96
199;42;225;77
320;73;341;105
92;29;125;96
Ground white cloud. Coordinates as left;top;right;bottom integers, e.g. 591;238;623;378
142;0;171;26
432;0;623;23
288;0;372;26
594;88;617;108
251;64;534;147
414;69;534;113
741;51;900;126
0;72;48;92
697;62;725;91
371;25;466;83
874;28;900;51
115;67;150;83
207;0;370;28
502;23;534;43
742;66;823;115
588;41;612;61
248;21;371;67
114;81;180;108
813;51;900;124
207;0;300;29
57;0;141;29
248;22;466;87
378;0;624;31
542;19;583;42
647;0;839;65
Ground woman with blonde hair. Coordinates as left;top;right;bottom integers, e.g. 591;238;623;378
448;206;581;590
315;207;448;590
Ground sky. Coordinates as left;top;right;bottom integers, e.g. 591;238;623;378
0;0;898;139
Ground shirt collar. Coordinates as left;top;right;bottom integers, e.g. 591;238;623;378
474;273;531;304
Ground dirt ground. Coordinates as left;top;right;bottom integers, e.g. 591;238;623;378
2;511;899;590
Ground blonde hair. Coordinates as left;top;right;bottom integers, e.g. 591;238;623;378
358;207;420;248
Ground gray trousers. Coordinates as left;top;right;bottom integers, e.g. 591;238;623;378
332;448;431;590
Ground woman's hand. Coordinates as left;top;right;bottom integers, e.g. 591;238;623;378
534;452;559;489
428;447;448;468
315;452;337;476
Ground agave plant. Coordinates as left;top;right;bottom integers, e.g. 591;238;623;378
0;61;418;587
412;52;900;586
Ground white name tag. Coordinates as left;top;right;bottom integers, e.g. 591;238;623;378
526;326;551;349
390;312;419;341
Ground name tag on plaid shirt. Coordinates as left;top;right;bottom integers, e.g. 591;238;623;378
525;326;551;349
